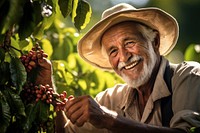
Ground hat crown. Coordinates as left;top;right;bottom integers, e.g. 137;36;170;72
102;3;136;19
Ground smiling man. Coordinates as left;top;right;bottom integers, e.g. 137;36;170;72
35;3;200;133
58;3;200;133
100;21;161;117
101;21;159;89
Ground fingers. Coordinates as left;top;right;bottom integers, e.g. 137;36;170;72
38;58;52;69
65;97;79;111
65;96;91;126
64;95;108;128
26;57;51;72
68;106;83;124
75;112;88;127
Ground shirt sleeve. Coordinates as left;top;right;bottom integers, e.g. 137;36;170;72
171;61;200;132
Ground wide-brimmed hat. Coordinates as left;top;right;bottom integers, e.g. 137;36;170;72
77;3;179;70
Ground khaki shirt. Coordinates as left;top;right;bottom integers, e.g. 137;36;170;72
65;57;200;133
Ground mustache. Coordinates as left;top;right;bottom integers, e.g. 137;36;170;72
118;55;142;70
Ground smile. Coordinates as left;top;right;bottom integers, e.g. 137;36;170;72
124;58;142;70
125;61;138;69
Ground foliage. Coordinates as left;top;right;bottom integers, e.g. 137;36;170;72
190;127;200;133
0;0;103;132
184;44;200;62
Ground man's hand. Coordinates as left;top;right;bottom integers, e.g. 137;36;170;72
29;57;53;87
64;95;115;128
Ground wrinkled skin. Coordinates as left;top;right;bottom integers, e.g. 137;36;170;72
64;95;110;128
34;58;53;87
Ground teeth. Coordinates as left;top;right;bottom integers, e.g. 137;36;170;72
125;61;138;69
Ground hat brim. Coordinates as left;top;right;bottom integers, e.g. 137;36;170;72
78;7;179;70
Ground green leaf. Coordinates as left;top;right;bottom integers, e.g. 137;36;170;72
22;101;50;132
10;37;21;58
74;0;92;31
19;39;30;50
2;88;26;118
22;104;37;132
18;1;36;40
1;0;25;34
185;44;200;62
52;36;74;60
9;57;27;92
19;38;33;52
71;0;79;22
78;79;87;90
0;48;5;63
33;0;56;39
0;90;11;133
36;101;49;122
190;127;200;133
58;0;73;18
18;1;42;40
41;38;53;59
32;22;44;40
64;36;74;57
0;62;11;85
32;1;43;25
0;1;10;34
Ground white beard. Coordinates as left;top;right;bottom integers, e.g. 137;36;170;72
121;42;157;88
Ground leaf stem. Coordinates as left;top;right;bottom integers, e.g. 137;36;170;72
10;45;23;55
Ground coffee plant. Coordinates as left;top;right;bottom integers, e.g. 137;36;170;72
0;0;94;132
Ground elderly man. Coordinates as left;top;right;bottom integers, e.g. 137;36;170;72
36;3;200;133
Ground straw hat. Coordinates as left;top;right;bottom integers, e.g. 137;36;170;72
77;3;179;70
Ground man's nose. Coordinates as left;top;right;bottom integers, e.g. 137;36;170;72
119;49;129;62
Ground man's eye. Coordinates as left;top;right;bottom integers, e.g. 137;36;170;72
125;42;135;47
109;49;117;57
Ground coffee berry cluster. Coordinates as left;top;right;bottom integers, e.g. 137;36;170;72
21;82;68;111
20;44;70;111
20;44;48;72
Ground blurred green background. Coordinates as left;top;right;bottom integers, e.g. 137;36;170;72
51;0;200;96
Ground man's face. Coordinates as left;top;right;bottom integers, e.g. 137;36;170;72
101;22;159;88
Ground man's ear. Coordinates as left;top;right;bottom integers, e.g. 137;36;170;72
153;32;160;54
